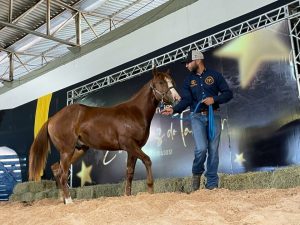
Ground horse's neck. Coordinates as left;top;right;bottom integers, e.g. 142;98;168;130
127;81;158;119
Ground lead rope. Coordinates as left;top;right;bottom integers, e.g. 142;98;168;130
170;97;215;141
208;104;215;141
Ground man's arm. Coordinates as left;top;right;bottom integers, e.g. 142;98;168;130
213;74;233;104
161;78;192;115
172;78;193;114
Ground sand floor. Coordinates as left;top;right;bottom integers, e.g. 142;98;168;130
1;187;300;225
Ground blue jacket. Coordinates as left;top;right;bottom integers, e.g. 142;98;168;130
173;68;233;114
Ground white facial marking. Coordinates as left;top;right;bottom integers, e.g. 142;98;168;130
165;78;181;101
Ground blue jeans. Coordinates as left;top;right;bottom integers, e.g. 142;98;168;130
191;112;221;188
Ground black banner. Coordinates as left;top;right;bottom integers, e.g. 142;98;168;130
72;21;300;187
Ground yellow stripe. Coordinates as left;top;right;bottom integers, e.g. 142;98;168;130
34;93;52;137
34;93;52;178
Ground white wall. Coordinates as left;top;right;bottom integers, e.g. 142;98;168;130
0;0;276;109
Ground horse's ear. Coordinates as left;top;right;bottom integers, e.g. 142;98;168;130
166;68;170;75
152;66;158;77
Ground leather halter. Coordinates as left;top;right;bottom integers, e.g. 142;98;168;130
150;82;174;104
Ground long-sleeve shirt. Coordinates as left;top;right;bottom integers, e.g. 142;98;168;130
173;68;233;114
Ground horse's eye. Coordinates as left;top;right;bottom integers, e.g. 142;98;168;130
159;81;163;85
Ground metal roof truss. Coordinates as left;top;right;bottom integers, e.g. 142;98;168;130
67;0;300;105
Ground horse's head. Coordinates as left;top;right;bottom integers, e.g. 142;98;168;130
150;67;181;105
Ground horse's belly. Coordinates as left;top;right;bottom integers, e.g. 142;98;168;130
79;126;119;150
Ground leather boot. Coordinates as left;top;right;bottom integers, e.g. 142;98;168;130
192;174;201;191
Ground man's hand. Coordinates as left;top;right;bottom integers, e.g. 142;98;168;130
202;97;214;105
160;107;174;116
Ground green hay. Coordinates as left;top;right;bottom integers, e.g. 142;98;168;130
219;166;300;190
131;180;147;195
271;167;300;188
69;188;77;199
46;189;59;199
9;165;300;202
34;191;49;200
42;180;57;189
93;183;122;198
9;194;20;201
28;181;44;193
76;186;94;199
12;182;29;194
20;192;34;202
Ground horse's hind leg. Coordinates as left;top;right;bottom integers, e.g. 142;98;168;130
70;147;88;164
51;147;87;200
125;153;137;196
51;162;63;199
51;162;62;184
59;152;73;204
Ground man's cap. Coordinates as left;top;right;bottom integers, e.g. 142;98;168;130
181;50;204;63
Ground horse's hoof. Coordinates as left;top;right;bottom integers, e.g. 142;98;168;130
125;190;131;196
148;188;154;194
64;197;73;205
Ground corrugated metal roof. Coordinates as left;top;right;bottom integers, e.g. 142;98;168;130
0;0;169;80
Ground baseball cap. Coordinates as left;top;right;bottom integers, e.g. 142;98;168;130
181;50;204;63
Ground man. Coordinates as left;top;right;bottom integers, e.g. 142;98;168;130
161;50;233;191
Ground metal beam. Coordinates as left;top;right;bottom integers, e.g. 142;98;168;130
13;0;44;24
47;0;51;35
1;0;44;34
288;11;300;98
51;13;77;37
0;47;56;58
14;53;30;73
42;54;48;65
76;0;143;40
0;47;11;54
75;12;81;45
0;65;10;81
81;13;98;38
9;53;13;81
8;0;13;23
0;20;78;47
0;54;8;64
52;0;79;12
82;11;130;23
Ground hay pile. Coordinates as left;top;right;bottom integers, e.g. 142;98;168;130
10;166;300;202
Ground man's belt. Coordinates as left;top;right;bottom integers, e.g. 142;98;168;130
197;109;218;115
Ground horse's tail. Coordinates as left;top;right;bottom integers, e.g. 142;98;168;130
28;120;50;181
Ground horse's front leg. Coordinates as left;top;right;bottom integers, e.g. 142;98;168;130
125;153;137;196
133;149;154;194
142;152;154;194
122;140;154;194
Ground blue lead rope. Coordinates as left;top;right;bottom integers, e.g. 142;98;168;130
170;100;215;141
170;100;201;121
208;105;215;141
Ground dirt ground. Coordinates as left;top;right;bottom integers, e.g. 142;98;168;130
1;187;300;225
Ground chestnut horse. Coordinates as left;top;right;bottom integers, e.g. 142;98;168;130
29;68;180;204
